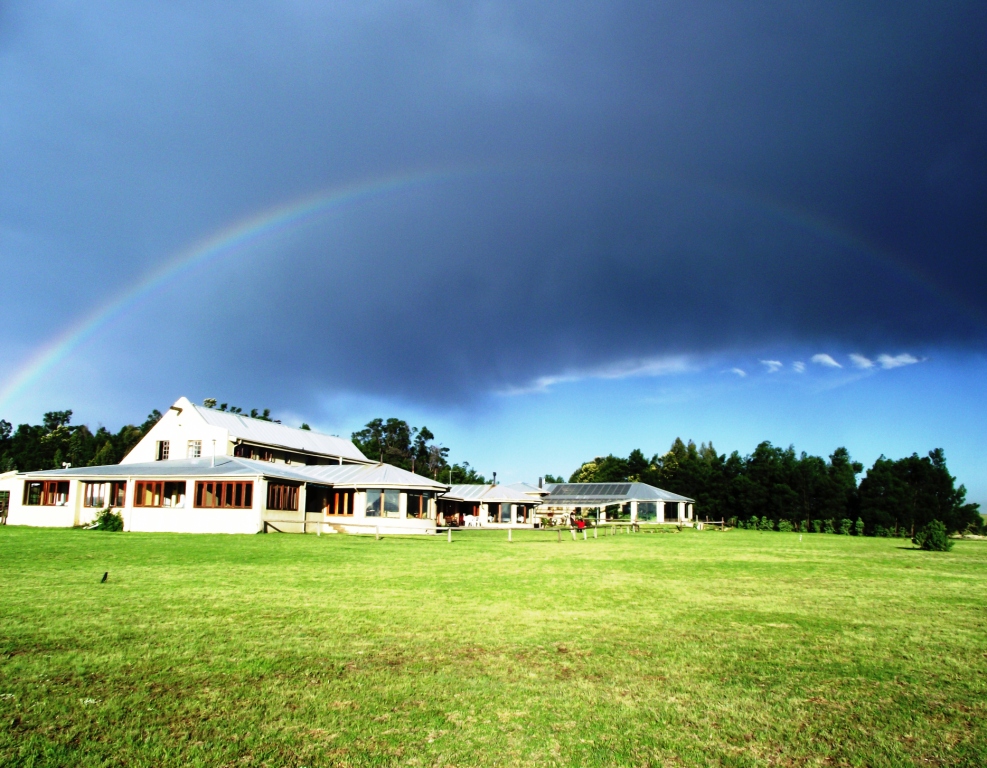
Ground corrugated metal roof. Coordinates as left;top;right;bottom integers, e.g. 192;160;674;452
292;462;448;490
23;457;294;480
441;484;543;504
22;458;447;490
543;482;693;504
502;482;549;496
193;405;370;463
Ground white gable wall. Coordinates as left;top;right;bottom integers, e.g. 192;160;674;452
122;397;231;464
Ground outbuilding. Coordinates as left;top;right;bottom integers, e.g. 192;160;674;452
538;482;694;525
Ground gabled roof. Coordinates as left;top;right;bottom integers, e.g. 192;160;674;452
22;457;447;490
543;482;694;504
441;484;544;504
291;462;448;491
192;404;370;463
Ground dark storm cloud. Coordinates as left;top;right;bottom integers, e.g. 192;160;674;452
1;2;984;406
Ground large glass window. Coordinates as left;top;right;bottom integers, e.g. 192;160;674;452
499;503;513;523
195;480;253;509
365;489;400;518
406;492;432;519
384;489;399;518
187;440;202;459
365;489;381;517
637;502;657;521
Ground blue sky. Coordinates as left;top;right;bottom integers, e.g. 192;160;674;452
1;3;984;504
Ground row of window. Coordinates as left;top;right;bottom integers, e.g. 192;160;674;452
155;440;322;466
24;480;252;510
156;440;203;460
22;481;433;517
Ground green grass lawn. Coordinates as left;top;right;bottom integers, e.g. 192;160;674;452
1;525;985;767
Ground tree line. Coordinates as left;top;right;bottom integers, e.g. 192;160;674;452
565;439;982;535
350;418;486;484
0;410;162;473
3;404;980;537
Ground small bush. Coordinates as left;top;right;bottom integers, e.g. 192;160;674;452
874;524;886;538
777;520;793;533
748;516;758;530
759;517;774;531
854;518;865;536
823;519;835;534
839;519;851;536
811;520;823;533
913;520;953;551
92;508;124;532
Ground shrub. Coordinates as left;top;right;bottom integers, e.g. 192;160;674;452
839;519;851;536
759;517;774;531
92;508;124;532
874;525;886;538
812;520;823;533
823;519;835;534
747;516;757;530
777;520;793;532
913;520;953;551
854;518;865;536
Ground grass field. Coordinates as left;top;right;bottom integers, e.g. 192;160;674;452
1;525;985;767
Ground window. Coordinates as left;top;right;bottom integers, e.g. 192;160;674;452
305;487;354;516
234;444;274;462
195;481;254;509
365;489;400;518
637;502;657;521
330;490;353;516
406;492;432;519
499;503;513;523
110;481;127;507
187;440;202;459
134;481;163;507
83;482;107;508
24;480;69;506
156;441;170;461
0;490;8;521
266;483;297;511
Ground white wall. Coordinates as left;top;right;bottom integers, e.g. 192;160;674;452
127;506;261;534
122;397;230;464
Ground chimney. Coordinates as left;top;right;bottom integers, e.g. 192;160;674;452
492;472;497;486
538;476;543;489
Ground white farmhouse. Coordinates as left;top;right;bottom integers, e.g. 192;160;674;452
1;397;447;535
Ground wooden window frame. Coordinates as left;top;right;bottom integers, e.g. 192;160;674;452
110;481;127;507
266;483;298;511
83;482;107;508
326;490;353;516
23;480;69;506
134;480;164;507
193;481;254;509
187;440;202;459
156;441;169;461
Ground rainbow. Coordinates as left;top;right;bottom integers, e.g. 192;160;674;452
0;166;973;412
0;167;473;410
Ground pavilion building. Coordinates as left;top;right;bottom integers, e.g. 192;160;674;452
537;482;694;525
